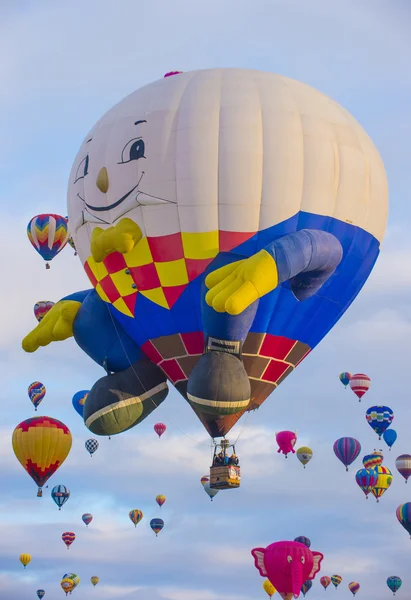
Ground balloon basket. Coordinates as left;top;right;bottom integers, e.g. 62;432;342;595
45;263;50;270
37;488;43;497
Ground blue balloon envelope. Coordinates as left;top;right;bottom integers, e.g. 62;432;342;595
383;429;397;450
72;390;90;417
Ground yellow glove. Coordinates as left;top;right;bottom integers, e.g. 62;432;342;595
91;218;143;263
205;249;279;315
22;300;81;353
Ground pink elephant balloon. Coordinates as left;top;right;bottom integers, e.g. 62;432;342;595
252;541;324;600
276;431;297;457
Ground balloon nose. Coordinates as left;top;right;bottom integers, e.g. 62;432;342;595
96;167;109;193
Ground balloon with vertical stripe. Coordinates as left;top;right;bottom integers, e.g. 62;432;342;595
333;437;361;471
396;502;411;537
339;372;351;388
387;576;402;595
370;465;392;502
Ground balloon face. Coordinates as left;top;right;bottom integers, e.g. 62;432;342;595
276;431;297;456
150;518;164;536
85;438;99;455
34;301;54;322
339;372;351;387
355;468;378;498
294;536;311;548
333;437;361;471
129;509;143;527
82;513;93;526
72;390;89;417
395;454;411;482
67;68;388;440
349;373;370;400
365;406;394;439
396;502;411;537
370;465;392;502
27;214;69;268
51;485;70;509
28;381;46;411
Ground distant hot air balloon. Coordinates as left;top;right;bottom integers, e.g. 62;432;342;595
276;431;297;457
370;465;392;502
72;390;89;418
19;553;31;568
349;374;370;401
296;447;313;468
150;518;164;536
200;475;209;486
37;590;45;599
348;582;360;596
333;437;361;471
383;429;397;450
294;536;311;548
51;485;70;510
90;576;99;587
362;450;383;470
387;576;402;595
12;416;72;496
129;509;143;527
27;214;69;269
154;423;166;438
156;495;166;508
62;532;75;549
203;481;219;501
68;237;77;255
396;502;411;538
263;579;277;598
301;580;313;596
331;575;342;589
60;578;74;595
365;406;394;439
34;301;54;322
321;577;331;590
396;454;411;483
355;468;378;498
63;573;80;590
85;438;99;456
82;513;93;527
28;381;46;411
339;372;351;388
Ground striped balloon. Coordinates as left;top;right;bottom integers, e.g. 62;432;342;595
348;582;360;596
395;454;411;482
339;372;351;387
156;494;166;508
320;576;331;590
27;214;69;268
200;475;209;486
396;502;411;537
28;381;46;411
331;575;342;588
51;484;70;509
82;513;93;527
355;468;378;498
301;580;313;596
333;437;361;471
370;465;392;502
150;518;164;536
62;532;75;549
34;301;54;322
366;406;394;439
349;373;370;400
362;450;383;470
129;509;143;527
387;576;402;595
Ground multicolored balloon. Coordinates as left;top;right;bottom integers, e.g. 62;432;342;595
150;518;164;536
263;579;276;598
349;373;370;400
331;575;342;589
61;578;74;595
154;423;166;438
19;553;31;568
90;576;99;587
68;237;77;255
129;509;143;527
370;465;392;502
387;576;402;595
365;406;394;439
28;381;46;411
156;494;166;508
333;437;361;471
85;438;99;456
355;468;378;498
296;447;313;468
27;214;69;269
72;390;89;418
396;454;411;483
12;416;72;496
63;573;80;589
348;582;360;596
82;513;93;527
34;301;54;322
203;481;219;501
62;532;75;549
51;485;70;510
383;429;397;450
321;576;331;590
294;536;311;548
301;580;313;597
396;502;411;538
339;372;351;388
362;450;383;470
37;590;45;599
200;475;209;486
276;431;297;457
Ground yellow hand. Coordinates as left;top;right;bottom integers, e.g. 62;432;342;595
91;218;143;263
22;300;81;353
205;249;279;315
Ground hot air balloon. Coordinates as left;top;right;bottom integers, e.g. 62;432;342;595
396;502;411;538
365;406;394;440
61;578;74;595
296;447;313;468
82;513;93;527
251;541;323;599
23;68;388;444
129;509;143;527
333;437;361;471
355;468;378;499
339;372;351;388
395;454;411;483
72;390;89;418
68;237;77;255
27;214;69;269
349;374;370;401
263;580;276;598
294;536;311;548
203;481;219;501
321;577;331;590
37;590;45;599
276;431;297;457
387;576;402;595
383;429;397;450
62;532;75;549
85;438;99;456
20;553;31;568
154;423;166;438
150;518;164;536
63;573;80;589
348;582;360;596
200;475;209;486
12;417;72;496
301;580;313;597
331;575;342;589
362;450;383;470
34;301;54;322
28;381;46;411
51;485;70;510
156;494;166;508
90;576;99;587
370;465;392;502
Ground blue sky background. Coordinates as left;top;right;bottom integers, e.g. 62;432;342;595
1;1;411;598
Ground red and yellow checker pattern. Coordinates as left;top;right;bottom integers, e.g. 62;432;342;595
84;229;256;315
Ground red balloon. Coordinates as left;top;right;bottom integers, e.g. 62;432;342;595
154;423;166;438
276;431;297;457
252;541;323;599
321;576;331;590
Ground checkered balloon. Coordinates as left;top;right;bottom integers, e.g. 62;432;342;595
85;439;99;456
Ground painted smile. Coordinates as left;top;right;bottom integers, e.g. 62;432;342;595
78;181;141;213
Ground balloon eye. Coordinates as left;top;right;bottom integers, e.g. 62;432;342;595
119;138;146;164
301;556;305;564
287;555;292;563
74;154;89;183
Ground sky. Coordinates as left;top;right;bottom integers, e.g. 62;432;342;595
1;0;411;598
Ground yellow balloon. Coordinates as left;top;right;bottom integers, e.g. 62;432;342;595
90;576;99;586
296;446;313;467
263;579;276;597
61;578;74;594
19;553;31;568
